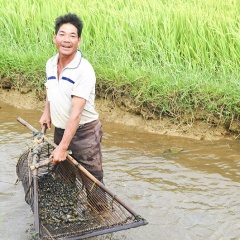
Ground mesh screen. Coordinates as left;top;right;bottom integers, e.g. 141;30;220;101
17;140;147;239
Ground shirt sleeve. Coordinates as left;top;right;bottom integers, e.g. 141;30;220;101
71;60;96;100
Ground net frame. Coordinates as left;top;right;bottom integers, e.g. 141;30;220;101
16;117;148;239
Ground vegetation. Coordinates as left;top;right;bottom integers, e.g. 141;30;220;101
1;0;240;133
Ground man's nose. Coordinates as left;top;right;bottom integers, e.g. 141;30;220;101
63;35;70;41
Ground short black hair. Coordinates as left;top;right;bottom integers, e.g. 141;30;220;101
54;13;83;38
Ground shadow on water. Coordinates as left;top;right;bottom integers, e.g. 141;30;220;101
0;101;240;240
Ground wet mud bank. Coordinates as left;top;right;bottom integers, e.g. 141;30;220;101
0;88;235;141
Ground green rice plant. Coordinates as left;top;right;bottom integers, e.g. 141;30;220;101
1;0;240;130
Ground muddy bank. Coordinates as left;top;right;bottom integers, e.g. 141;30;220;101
0;88;234;141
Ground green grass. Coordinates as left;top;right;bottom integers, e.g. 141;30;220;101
1;0;240;131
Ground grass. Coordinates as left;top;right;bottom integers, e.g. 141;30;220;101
1;0;240;133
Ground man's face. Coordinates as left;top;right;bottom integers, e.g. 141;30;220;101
53;23;81;57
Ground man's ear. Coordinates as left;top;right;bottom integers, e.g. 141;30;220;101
78;37;81;47
53;34;56;44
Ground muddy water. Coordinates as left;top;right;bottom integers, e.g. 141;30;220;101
0;101;240;240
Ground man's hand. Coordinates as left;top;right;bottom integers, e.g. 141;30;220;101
50;145;67;165
39;113;51;130
39;97;51;129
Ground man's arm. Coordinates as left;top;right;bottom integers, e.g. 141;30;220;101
39;96;51;129
50;96;86;164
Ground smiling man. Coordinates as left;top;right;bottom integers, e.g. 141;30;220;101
39;13;104;183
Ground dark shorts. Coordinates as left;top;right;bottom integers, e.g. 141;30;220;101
54;119;104;182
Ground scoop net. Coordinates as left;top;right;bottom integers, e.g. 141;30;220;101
16;118;147;239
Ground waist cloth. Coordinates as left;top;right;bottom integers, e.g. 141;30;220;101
54;119;103;182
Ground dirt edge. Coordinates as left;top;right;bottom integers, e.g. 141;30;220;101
0;89;235;141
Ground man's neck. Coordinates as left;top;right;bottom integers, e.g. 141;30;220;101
58;54;75;69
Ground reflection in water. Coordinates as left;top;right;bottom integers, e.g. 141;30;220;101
0;101;240;240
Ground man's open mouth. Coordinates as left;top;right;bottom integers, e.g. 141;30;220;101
62;45;71;48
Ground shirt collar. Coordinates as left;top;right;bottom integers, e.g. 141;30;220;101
51;50;82;69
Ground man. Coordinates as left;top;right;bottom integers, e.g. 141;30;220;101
39;13;104;183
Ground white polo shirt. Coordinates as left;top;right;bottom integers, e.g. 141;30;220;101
45;50;99;129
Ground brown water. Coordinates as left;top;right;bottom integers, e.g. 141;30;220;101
0;101;240;240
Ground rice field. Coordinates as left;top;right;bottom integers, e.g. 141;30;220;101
1;0;240;128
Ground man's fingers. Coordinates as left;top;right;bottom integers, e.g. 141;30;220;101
50;155;66;165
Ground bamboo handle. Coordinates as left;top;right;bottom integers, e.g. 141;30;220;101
41;123;47;135
17;117;39;134
29;157;53;170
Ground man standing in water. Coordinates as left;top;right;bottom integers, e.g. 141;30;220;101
39;13;104;183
